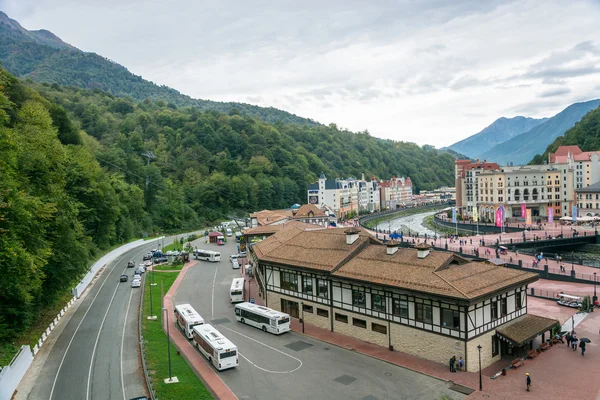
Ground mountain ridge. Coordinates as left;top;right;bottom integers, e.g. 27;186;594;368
448;116;547;158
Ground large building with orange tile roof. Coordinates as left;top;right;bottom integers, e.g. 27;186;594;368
251;227;556;372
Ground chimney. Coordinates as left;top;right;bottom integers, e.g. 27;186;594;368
415;243;431;259
386;240;399;255
344;227;361;245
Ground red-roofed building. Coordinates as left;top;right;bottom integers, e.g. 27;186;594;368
455;159;501;217
378;176;413;210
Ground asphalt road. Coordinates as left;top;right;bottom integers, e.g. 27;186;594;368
175;239;464;400
27;241;158;400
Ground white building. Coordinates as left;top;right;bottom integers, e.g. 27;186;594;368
307;173;380;217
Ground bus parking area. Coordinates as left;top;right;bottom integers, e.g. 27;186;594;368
165;238;464;400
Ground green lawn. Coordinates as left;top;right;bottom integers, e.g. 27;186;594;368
153;264;184;271
142;272;213;400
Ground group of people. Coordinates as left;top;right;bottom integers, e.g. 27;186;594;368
565;330;587;355
448;355;464;372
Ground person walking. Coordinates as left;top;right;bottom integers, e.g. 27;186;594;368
580;341;586;356
566;332;572;348
571;335;578;351
526;373;531;392
458;356;464;372
449;355;456;372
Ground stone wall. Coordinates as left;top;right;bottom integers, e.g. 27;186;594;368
466;330;501;373
333;309;389;348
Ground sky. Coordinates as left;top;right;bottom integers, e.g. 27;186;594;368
2;0;600;147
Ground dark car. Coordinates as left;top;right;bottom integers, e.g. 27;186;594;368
120;274;128;282
142;254;152;261
127;261;135;268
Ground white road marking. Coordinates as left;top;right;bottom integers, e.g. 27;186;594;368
87;246;149;400
120;282;135;400
220;326;302;374
48;248;144;400
211;263;219;320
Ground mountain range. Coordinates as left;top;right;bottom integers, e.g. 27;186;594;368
448;99;600;165
0;11;319;126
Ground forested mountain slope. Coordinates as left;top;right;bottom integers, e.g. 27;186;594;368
0;68;456;340
0;11;319;126
531;105;600;164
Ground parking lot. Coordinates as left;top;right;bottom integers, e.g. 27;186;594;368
173;236;463;400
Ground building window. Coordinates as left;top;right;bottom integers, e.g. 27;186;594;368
516;292;522;310
352;289;366;308
500;298;508;316
281;271;298;291
371;294;386;312
372;322;387;334
492;335;499;357
335;313;348;323
302;304;313;313
317;308;329;318
441;309;461;330
491;300;499;320
302;276;313;295
317;279;328;299
415;303;433;324
392;299;409;317
353;318;367;329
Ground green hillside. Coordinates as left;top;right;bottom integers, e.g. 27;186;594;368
0;68;456;341
531;105;600;164
0;11;319;126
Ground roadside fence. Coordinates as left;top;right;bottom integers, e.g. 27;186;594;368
139;274;157;400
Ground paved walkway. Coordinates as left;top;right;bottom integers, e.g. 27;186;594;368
162;260;238;400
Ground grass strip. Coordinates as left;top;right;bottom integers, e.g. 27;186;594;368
142;272;213;400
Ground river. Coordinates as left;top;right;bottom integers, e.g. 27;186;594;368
375;210;439;236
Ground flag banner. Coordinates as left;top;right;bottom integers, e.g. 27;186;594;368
452;207;457;223
495;207;502;227
548;207;554;223
521;203;526;218
526;209;532;225
473;206;478;223
572;206;577;222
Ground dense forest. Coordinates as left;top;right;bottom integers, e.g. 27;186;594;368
0;68;455;340
530;106;600;164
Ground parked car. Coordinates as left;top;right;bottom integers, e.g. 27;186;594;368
135;267;145;275
239;251;247;258
232;261;240;269
120;274;128;282
131;279;141;288
142;254;152;261
127;261;135;268
230;254;239;264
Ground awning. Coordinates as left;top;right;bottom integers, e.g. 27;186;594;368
496;314;559;347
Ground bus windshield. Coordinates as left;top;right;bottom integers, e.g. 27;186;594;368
220;349;237;359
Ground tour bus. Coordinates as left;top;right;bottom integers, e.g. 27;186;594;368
194;249;221;262
192;324;238;371
174;304;205;339
234;302;291;334
230;278;245;303
226;228;233;237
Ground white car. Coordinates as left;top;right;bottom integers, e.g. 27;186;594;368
131;278;141;288
232;261;240;269
230;255;239;264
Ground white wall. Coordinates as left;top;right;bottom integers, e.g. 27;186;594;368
0;346;33;400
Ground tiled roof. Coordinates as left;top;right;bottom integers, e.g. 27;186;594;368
244;221;323;236
496;314;559;346
334;247;538;300
249;209;293;226
253;227;373;272
293;204;327;218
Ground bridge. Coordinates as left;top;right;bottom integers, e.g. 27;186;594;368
499;233;598;250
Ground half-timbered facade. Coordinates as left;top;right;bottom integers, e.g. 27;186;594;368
251;226;554;372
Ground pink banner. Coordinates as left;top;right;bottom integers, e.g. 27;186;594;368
495;206;504;227
548;207;554;223
521;203;526;218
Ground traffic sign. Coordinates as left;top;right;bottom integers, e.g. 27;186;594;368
250;298;255;304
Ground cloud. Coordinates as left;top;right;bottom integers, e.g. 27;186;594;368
4;0;600;148
538;87;572;98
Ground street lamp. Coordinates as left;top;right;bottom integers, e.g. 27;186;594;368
594;272;597;306
162;307;177;383
477;345;483;391
300;301;305;334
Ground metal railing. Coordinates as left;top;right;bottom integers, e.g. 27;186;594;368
139;274;156;400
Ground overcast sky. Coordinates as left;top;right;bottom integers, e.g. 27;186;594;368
2;0;600;147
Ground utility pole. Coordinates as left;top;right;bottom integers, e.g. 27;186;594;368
141;151;157;190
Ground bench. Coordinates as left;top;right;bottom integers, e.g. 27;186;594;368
540;342;550;351
511;358;524;368
527;349;538;359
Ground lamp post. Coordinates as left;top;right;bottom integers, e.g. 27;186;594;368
162;307;177;383
594;272;597;306
477;345;482;391
300;301;305;333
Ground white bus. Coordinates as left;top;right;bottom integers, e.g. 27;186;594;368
174;304;205;339
234;302;291;334
192;324;238;371
194;249;221;262
230;278;245;303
